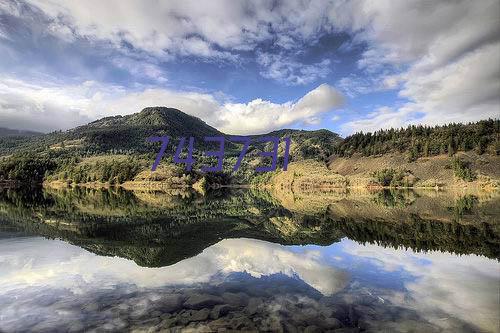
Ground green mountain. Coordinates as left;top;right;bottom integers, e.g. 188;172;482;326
1;106;496;187
0;107;342;185
3;107;222;155
260;129;341;162
0;107;340;157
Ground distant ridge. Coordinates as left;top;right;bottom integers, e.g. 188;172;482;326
0;127;41;138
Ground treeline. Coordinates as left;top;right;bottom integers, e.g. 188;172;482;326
327;214;499;259
0;150;145;185
50;157;143;185
0;154;57;183
335;119;499;159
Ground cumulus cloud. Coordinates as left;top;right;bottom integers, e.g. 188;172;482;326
0;77;343;134
340;106;415;135
331;0;500;133
217;83;343;134
399;43;500;125
111;57;168;83
0;78;100;132
22;0;331;54
4;0;334;85
1;0;498;133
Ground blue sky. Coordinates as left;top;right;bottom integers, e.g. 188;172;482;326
0;0;498;135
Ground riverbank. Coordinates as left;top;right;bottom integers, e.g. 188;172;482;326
32;152;500;193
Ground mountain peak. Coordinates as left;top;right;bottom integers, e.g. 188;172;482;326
125;107;206;128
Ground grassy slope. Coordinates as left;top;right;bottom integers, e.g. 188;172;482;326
328;151;500;188
44;151;500;190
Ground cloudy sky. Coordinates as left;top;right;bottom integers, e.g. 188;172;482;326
0;0;498;135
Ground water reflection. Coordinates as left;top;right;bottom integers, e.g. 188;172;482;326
0;187;498;332
1;187;498;264
0;234;498;332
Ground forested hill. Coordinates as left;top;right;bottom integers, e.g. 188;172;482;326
334;119;499;160
64;106;224;154
0;127;42;157
0;107;342;159
0;107;223;155
0;106;498;186
254;129;341;162
1;107;497;160
0;107;342;185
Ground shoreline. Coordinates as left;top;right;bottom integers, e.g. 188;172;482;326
32;180;499;192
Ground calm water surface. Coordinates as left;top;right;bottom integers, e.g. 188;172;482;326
0;187;498;332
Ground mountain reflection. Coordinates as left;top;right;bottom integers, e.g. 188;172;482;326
0;187;498;332
0;186;498;266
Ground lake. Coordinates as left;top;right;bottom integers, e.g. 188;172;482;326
0;187;498;332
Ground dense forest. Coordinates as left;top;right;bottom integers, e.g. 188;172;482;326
0;153;57;184
334;119;499;159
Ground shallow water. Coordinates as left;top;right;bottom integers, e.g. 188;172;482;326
0;187;498;332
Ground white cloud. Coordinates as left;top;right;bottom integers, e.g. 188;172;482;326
101;83;343;134
257;52;332;86
0;78;103;132
218;83;343;134
111;57;168;83
2;0;498;133
342;42;500;134
0;77;343;134
341;106;416;135
399;43;500;125
330;0;500;133
22;0;329;57
14;0;335;84
336;74;389;98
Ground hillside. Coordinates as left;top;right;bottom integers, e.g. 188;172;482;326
0;106;498;189
0;107;223;156
0;127;42;157
268;119;500;190
255;129;341;162
269;151;500;190
65;107;224;154
0;107;340;159
335;119;499;159
328;151;500;188
0;107;341;186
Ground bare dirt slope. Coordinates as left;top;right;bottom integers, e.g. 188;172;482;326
328;152;500;188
